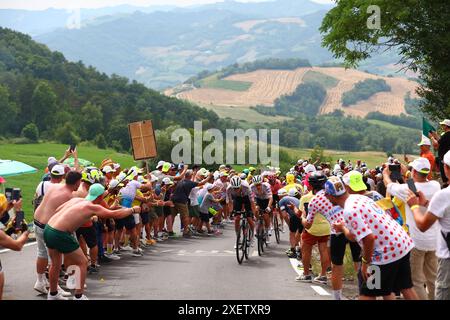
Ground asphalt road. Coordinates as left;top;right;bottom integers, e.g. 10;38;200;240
1;218;333;300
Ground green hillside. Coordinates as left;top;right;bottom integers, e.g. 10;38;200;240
0;143;137;221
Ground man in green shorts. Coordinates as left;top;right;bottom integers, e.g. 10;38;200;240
44;183;141;300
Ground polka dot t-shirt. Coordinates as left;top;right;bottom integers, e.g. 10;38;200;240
307;190;345;235
343;194;414;265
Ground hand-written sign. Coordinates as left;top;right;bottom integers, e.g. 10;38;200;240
128;120;158;160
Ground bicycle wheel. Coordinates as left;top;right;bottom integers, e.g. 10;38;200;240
244;223;251;260
273;213;280;244
257;221;264;256
236;224;245;264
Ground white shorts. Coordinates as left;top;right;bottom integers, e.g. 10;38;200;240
133;213;140;225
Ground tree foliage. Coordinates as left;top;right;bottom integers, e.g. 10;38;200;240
342;79;390;106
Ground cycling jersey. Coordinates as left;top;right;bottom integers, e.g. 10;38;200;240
307;190;344;235
250;182;272;200
226;184;252;199
268;179;283;195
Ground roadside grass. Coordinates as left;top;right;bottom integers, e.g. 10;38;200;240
0;142;137;221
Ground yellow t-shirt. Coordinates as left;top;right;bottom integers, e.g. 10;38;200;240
300;192;331;237
132;190;144;207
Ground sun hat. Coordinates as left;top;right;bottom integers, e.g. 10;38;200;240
410;157;431;175
342;171;367;192
439;119;450;127
324;176;346;197
85;183;105;201
51;164;66;176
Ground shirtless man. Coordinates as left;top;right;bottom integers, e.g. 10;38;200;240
33;171;82;295
44;183;141;300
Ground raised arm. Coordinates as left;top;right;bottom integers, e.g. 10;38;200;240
90;203;141;220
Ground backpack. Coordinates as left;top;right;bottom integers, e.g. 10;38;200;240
32;181;46;212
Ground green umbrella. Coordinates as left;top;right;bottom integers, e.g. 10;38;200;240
63;158;94;168
0;160;38;177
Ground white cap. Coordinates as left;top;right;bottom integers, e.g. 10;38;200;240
51;164;65;176
443;150;450;167
162;177;174;185
206;183;215;191
410;157;431;174
109;179;120;189
156;160;165;169
302;161;308;167
213;171;220;180
219;164;226;170
113;163;121;170
117;172;127;181
304;164;316;174
439;119;450;127
418;136;431;146
297;159;303;165
102;165;115;174
48;157;58;166
149;174;158;183
277;188;288;196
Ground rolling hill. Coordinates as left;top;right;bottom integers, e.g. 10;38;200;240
30;0;402;89
170;66;419;120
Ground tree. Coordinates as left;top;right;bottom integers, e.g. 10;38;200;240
0;84;18;135
94;133;107;149
55;122;80;145
78;102;103;140
21;123;39;142
30;81;57;132
320;0;450;119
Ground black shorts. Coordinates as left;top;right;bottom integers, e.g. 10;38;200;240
330;233;361;265
358;253;413;297
289;215;303;233
154;206;164;217
76;225;97;249
272;194;279;206
140;212;150;225
200;213;210;223
115;215;136;231
105;218;115;232
163;206;172;217
232;195;253;216
256;198;270;211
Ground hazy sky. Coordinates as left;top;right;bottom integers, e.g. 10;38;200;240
0;0;334;10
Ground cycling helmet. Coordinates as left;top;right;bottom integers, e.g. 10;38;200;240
288;188;300;197
240;173;247;180
252;175;262;185
277;188;288;197
243;169;250;175
230;176;242;188
308;171;328;191
249;167;256;173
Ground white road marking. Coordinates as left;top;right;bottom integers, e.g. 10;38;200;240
160;250;173;253
0;241;36;254
211;250;219;254
311;285;331;296
195;250;206;254
223;250;234;254
289;258;303;277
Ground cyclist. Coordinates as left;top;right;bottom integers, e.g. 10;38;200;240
278;188;302;259
247;167;256;184
227;176;255;239
265;173;285;230
250;175;273;243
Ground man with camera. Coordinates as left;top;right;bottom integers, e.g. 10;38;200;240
406;150;450;300
384;158;441;299
0;195;30;300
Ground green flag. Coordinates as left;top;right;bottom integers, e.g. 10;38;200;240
422;118;436;137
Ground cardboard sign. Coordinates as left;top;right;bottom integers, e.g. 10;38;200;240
128;120;157;160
